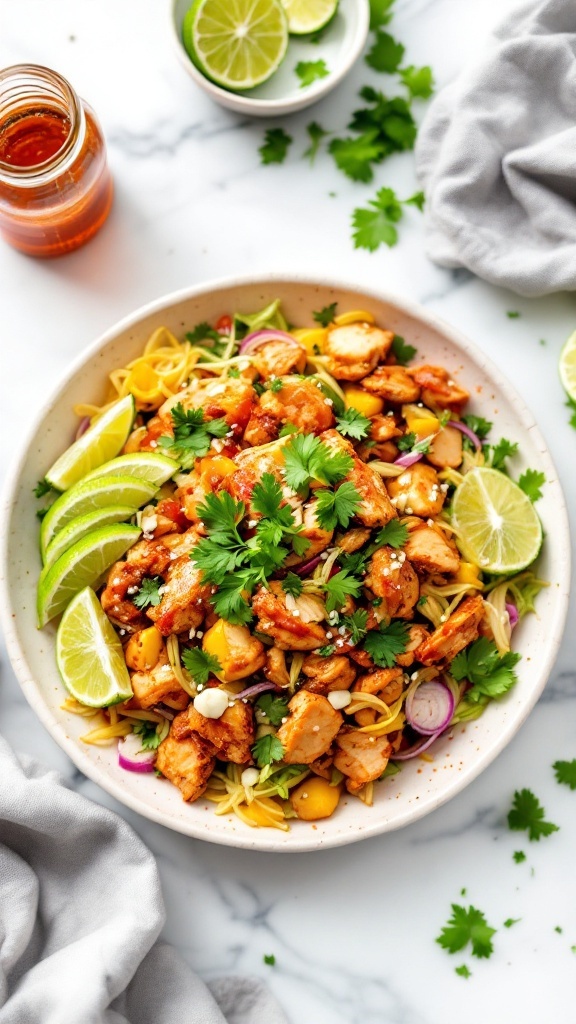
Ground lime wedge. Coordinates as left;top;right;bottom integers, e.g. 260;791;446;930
56;587;133;706
43;505;137;570
184;0;289;91
452;467;542;574
38;523;141;627
45;396;135;492
559;329;576;402
40;475;156;559
81;451;178;488
281;0;338;34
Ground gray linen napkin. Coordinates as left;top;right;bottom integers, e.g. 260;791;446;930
415;0;576;297
0;736;288;1024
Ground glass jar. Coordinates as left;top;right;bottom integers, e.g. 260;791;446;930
0;64;113;257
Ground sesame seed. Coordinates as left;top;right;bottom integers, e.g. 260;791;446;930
301;793;308;799
336;638;345;647
390;552;397;560
188;629;196;639
196;630;203;638
281;716;288;724
149;440;158;449
312;725;320;732
405;507;413;515
427;519;434;527
119;629;126;636
383;567;390;577
326;631;333;639
292;609;301;617
324;398;333;406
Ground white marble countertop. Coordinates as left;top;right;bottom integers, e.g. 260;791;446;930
1;1;576;1021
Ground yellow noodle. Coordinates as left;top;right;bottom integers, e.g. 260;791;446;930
365;461;405;478
60;697;101;718
166;634;196;698
114;708;164;723
355;782;374;806
81;721;133;744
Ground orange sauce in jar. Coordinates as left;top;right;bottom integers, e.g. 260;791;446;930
0;64;113;257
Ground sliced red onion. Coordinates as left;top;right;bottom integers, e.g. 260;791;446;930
506;602;519;629
405;681;455;736
295;555;323;577
233;681;281;701
118;733;156;773
394;451;424;468
448;419;482;451
75;416;91;441
391;729;445;761
239;329;302;355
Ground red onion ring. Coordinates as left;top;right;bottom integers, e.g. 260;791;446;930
233;681;282;701
405;680;455;735
506;602;519;629
391;728;446;761
448;419;482;451
75;416;91;441
239;329;303;355
295;555;323;577
394;451;424;468
118;734;156;773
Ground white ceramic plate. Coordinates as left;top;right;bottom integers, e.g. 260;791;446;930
170;0;370;117
0;276;570;852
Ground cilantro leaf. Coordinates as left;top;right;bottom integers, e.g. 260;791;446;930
315;482;362;531
363;620;409;667
373;519;408;549
263;954;276;966
34;478;54;499
508;789;559;841
324;567;364;613
369;0;395;29
518;469;545;502
282;572;303;599
349;89;417;153
399;64;435;99
283;434;353;491
335;407;372;441
209;573;256;625
132;720;163;751
567;395;576;430
159;403;228;466
279;422;299;437
455;965;471;979
489;437;519;470
313;302;338;327
436;904;497;959
259;128;292;165
252;734;285;768
462;414;492;442
181;648;222;686
553;759;576;790
295;59;329;88
329;130;385;183
186;321;220;345
133;576;163;610
317;644;336;657
256;694;289;727
352;187;423;252
504;918;521;928
397;432;416;452
340;609;368;645
513;850;526;863
506;310;521;319
36;507;49;521
450;637;521;702
391;334;417;365
365;30;405;73
304;121;328;163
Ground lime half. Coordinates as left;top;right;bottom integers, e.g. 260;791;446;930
281;0;338;34
81;451;178;488
45;396;135;492
40;474;156;560
56;587;133;706
559;329;576;402
43;505;137;570
185;0;289;91
37;523;141;627
452;467;542;574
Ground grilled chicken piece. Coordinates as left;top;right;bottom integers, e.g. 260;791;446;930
361;366;421;404
309;750;334;780
395;624;431;667
333;727;393;794
337;527;371;554
263;647;291;688
173;699;254;764
364;546;419;619
386;462;445;518
427;425;463;469
260;377;336;435
155;730;215;802
129;648;190;710
243;405;281;447
415;594;485;665
175;470;209;523
321;429;397;528
277;690;343;764
285;499;333;566
403;523;460;575
159;376;256;437
222;442;286;505
369;415;403;443
352;666;404;726
407;365;469;414
147;533;212;635
250;340;307;379
324;323;394;381
301;653;356;694
252;582;328;650
100;538;172;629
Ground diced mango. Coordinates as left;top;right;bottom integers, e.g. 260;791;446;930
290;776;342;821
455;561;482;587
402;403;440;438
343;385;383;417
202;619;265;682
242;797;285;827
334;310;376;326
292;327;328;355
124;626;163;672
199;455;236;492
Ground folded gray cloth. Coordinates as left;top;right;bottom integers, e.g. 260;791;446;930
415;0;576;296
0;736;287;1024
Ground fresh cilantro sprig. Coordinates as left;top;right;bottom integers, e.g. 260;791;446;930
315;481;362;531
436;904;497;959
329;130;385;183
372;519;408;549
34;478;55;499
352;187;424;251
488;437;519;471
313;302;338;326
391;334;417;365
450;638;521;702
263;954;276;966
335;407;372;441
159;403;228;467
369;0;396;30
256;694;289;727
186;321;221;345
259;128;292;165
518;469;545;502
181;648;222;686
365;30;405;73
567;395;576;430
317;644;336;657
282;572;303;599
363;620;409;667
324;567;364;613
340;609;369;645
507;788;559;841
304;121;329;163
399;65;435;99
553;759;576;790
252;734;285;768
133;576;163;610
296;60;329;88
132;720;164;751
283;434;353;492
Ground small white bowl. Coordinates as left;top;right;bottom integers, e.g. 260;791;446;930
169;0;370;117
0;275;570;853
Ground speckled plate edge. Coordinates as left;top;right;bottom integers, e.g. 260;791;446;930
0;274;570;852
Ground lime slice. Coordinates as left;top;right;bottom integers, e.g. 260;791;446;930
281;0;338;34
56;587;133;706
452;467;542;574
559;329;576;402
40;475;157;559
38;523;141;627
184;0;289;91
43;505;137;570
81;451;178;488
45;396;135;492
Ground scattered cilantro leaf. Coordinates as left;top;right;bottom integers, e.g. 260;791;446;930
329;130;385;183
462;414;492;449
304;121;328;163
507;788;559;842
567;395;576;430
349;88;417;153
208;572;256;625
324;567;364;613
555;926;563;934
373;519;408;549
436;904;497;959
132;720;163;751
282;572;304;599
283;433;353;491
181;648;222;686
252;734;285;768
397;432;416;452
391;334;417;365
159;403;228;467
317;644;336;657
504;918;521;928
365;30;405;73
315;481;362;531
399;64;435;99
256;694;289;727
133;576;163;610
352;187;423;251
553;759;576;790
487;438;519;471
336;407;372;441
518;468;545;502
279;422;299;438
513;850;526;863
34;478;54;499
450;637;521;702
340;608;369;645
369;0;395;29
363;620;409;668
296;59;329;88
313;302;338;327
507;310;521;318
36;507;49;521
263;954;276;966
186;321;220;345
228;367;240;378
455;965;471;979
405;190;425;211
259;128;292;165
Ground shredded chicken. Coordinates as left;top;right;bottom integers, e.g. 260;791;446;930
403;523;460;575
301;653;356;694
